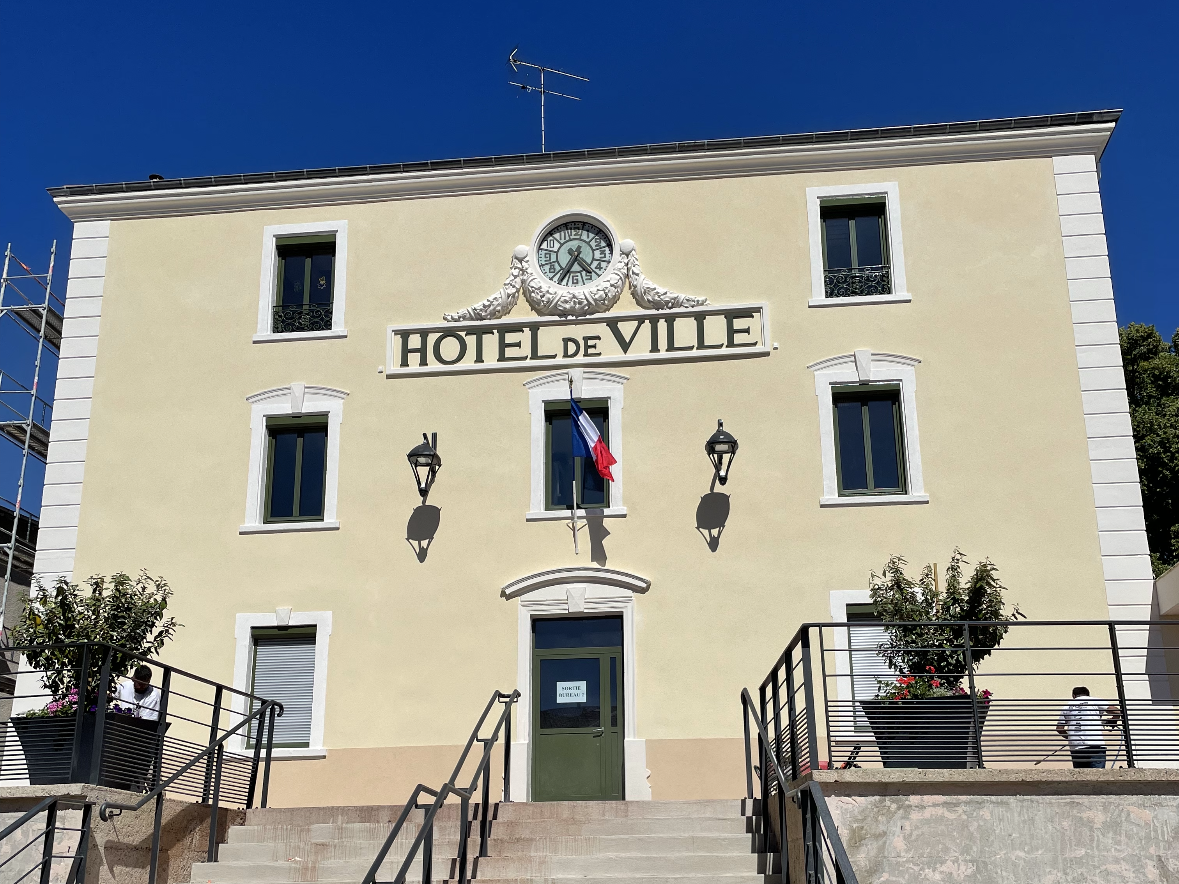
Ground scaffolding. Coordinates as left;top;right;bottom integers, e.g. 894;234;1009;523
0;242;61;627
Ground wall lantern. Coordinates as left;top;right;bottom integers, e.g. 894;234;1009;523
705;420;739;486
407;433;442;501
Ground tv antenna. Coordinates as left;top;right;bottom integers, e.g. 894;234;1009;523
508;47;588;153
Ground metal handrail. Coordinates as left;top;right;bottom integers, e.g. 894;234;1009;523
0;796;95;884
361;689;519;884
0;797;60;843
98;699;282;821
742;688;859;884
758;618;1179;692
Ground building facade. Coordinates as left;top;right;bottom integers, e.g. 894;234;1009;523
31;110;1154;805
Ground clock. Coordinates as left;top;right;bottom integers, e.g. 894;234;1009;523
534;219;614;288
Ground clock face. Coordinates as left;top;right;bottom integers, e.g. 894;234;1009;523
535;220;614;288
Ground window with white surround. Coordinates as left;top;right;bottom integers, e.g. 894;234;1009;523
256;222;348;342
241;384;347;533
808;350;927;506
806;183;910;307
525;370;626;520
232;610;331;759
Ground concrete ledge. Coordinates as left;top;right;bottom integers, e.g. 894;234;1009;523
0;783;244;884
799;766;1179;796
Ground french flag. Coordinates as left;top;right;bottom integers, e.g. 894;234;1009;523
571;398;617;482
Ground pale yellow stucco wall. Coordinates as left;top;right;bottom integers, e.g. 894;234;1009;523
66;155;1109;802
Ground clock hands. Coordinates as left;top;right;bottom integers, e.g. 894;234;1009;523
557;245;583;284
553;242;606;285
574;254;600;276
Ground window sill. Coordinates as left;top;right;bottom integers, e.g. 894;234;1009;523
820;494;928;507
809;294;911;308
526;507;627;522
253;329;348;343
239;521;341;534
269;747;328;760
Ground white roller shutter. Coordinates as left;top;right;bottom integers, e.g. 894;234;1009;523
847;610;894;728
250;631;316;747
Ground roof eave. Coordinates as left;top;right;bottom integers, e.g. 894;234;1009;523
49;116;1118;223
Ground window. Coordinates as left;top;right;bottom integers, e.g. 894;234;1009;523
833;386;906;496
248;627;316;748
242;384;345;534
545;400;609;510
265;416;328;523
808;351;927;506
232;611;331;759
806;183;909;306
255;222;348;341
273;237;335;333
526;370;627;521
821;201;891;298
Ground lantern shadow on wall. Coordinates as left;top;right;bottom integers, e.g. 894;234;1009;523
695;493;730;552
406;505;441;562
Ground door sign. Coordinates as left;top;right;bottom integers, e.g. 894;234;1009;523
556;681;588;704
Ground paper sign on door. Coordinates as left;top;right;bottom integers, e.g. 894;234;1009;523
556;681;587;703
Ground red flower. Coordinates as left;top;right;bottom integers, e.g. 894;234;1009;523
931;679;941;687
926;666;937;674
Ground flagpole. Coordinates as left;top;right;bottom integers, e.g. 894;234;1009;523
569;373;580;555
570;478;580;555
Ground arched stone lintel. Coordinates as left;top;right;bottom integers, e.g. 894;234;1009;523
501;567;651;599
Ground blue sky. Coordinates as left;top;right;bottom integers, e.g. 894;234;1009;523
1;0;1176;515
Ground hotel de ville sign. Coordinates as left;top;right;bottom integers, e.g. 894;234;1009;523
385;211;770;377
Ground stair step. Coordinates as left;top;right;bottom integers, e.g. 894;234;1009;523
490;800;747;821
218;833;762;862
226;813;753;844
452;878;781;884
194;851;768;882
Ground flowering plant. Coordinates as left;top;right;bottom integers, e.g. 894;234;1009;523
875;666;994;702
19;687;137;719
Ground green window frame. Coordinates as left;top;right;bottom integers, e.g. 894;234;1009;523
832;385;907;496
819;199;890;271
273;236;336;333
544;399;610;511
264;415;329;523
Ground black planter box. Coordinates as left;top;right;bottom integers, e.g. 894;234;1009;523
859;695;990;769
12;713;169;790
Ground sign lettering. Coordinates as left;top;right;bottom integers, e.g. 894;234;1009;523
556;681;588;704
386;304;770;377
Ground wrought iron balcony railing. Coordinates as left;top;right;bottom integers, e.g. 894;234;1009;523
824;265;892;298
272;303;333;334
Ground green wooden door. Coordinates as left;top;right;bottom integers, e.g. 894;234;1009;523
531;618;624;802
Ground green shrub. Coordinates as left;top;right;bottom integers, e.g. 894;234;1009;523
10;571;179;703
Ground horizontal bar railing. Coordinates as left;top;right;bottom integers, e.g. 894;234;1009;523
758;620;1179;773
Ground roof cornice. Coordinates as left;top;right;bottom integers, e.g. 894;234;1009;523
50;113;1119;222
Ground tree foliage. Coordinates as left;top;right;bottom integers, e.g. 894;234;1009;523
10;571;179;702
1120;323;1179;576
868;549;1021;687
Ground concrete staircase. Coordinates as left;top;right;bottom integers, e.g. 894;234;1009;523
190;799;778;884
